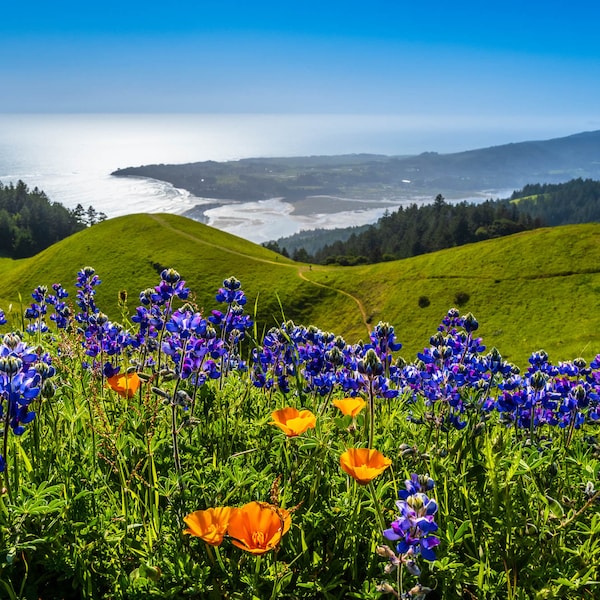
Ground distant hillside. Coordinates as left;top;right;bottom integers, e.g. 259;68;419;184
274;178;600;264
510;178;600;225
0;214;598;367
386;130;600;190
111;131;600;218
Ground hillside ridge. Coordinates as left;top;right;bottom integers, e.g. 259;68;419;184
0;214;597;366
111;130;600;215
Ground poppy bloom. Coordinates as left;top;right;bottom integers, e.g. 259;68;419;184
227;501;291;555
183;507;233;546
107;372;141;398
332;397;367;417
270;407;316;437
340;448;392;485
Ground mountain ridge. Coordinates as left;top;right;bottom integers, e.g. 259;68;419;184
111;130;600;210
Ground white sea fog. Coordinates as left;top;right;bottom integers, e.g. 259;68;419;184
0;113;590;243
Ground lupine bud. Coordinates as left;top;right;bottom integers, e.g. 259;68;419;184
375;582;398;596
161;268;181;283
42;379;55;399
0;356;22;375
462;312;479;332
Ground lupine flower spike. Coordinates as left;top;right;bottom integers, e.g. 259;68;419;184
384;474;440;561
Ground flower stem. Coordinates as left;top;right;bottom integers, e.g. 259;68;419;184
368;481;387;534
368;378;375;448
171;401;182;485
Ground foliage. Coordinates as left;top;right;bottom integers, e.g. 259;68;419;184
0;181;106;258
418;297;430;309
265;225;370;257
301;195;536;265
510;178;600;226
275;178;600;265
0;268;598;599
453;292;469;307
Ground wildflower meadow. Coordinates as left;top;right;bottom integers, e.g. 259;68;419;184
0;267;598;599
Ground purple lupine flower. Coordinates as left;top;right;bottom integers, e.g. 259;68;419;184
251;321;301;392
297;328;345;396
384;473;440;561
396;310;500;430
399;473;436;500
160;282;253;385
24;285;51;334
210;303;253;341
338;345;400;399
133;270;191;367
74;267;102;327
0;333;56;469
208;277;253;375
488;350;600;430
151;269;190;306
47;284;71;329
215;276;247;306
367;322;402;376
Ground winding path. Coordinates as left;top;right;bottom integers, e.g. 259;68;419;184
148;214;370;334
297;267;370;335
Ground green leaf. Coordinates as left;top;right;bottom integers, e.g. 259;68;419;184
453;520;472;543
544;495;564;519
17;443;33;473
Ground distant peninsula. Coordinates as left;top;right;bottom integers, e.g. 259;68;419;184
111;130;600;219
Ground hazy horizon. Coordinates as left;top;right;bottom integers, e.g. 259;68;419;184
0;113;532;243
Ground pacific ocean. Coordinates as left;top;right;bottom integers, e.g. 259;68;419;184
0;113;585;243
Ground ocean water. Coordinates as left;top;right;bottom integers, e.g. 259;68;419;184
0;113;587;243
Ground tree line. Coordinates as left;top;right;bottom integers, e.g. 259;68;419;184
0;180;106;258
268;178;600;265
510;178;600;226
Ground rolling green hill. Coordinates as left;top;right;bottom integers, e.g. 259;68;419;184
0;213;598;367
0;213;363;341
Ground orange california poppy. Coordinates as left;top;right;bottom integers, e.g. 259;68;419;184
183;507;233;546
107;372;141;398
227;501;292;555
270;407;316;437
332;397;367;417
340;448;392;485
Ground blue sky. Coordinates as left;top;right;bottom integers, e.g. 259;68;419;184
1;0;599;127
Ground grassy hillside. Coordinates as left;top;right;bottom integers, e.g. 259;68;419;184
0;214;598;367
305;223;600;365
0;213;361;339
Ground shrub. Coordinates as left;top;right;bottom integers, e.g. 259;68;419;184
454;290;470;306
418;295;431;308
